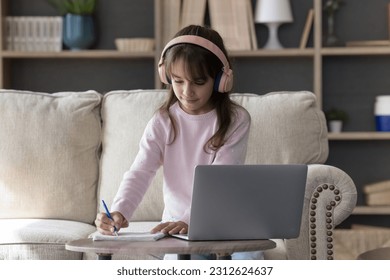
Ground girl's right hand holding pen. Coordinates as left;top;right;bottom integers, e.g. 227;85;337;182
95;211;129;235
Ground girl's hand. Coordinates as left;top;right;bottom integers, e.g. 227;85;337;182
151;221;188;235
95;211;129;235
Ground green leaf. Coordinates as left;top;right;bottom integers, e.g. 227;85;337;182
47;0;97;15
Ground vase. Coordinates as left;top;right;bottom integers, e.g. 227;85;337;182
323;13;343;47
63;14;96;51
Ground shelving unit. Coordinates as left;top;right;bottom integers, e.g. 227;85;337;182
0;0;324;100
328;132;390;140
230;49;315;57
1;0;390;221
318;1;390;221
322;47;390;56
0;0;158;89
313;0;390;221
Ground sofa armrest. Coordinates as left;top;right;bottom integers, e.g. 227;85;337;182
264;164;357;260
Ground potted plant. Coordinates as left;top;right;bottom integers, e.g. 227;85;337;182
48;0;98;50
325;108;348;133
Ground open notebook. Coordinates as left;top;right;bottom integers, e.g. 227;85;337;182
91;231;166;242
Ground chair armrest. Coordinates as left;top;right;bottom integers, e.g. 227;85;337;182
265;164;357;260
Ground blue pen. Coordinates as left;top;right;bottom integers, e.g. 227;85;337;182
102;200;119;236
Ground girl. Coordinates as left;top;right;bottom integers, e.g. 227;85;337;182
95;25;258;258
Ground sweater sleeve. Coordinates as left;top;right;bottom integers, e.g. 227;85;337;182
110;114;166;223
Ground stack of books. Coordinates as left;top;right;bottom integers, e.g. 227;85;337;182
161;0;257;50
208;0;257;50
161;0;207;45
5;16;63;52
364;180;390;206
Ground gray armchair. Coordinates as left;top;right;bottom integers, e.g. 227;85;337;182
231;92;357;260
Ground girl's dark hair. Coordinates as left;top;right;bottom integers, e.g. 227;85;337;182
159;25;239;152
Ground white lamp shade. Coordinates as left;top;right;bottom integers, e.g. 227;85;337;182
255;0;293;23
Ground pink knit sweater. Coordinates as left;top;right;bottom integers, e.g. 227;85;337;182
111;102;251;224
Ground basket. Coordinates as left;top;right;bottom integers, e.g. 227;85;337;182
115;38;155;52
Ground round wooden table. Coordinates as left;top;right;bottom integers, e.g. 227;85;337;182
66;237;276;260
357;247;390;260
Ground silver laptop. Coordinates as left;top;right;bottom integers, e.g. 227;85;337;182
173;164;307;241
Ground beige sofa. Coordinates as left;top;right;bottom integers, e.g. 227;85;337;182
0;89;357;260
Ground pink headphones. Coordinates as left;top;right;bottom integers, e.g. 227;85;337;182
158;35;233;93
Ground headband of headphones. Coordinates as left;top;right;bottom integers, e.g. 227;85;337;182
158;35;233;93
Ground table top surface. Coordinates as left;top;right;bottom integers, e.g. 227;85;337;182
66;237;276;256
357;247;390;260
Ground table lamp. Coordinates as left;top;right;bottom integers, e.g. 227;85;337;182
255;0;293;49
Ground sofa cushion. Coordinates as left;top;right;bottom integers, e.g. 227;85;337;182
0;90;102;224
0;219;96;244
0;244;81;260
0;219;96;260
231;91;328;164
99;90;166;221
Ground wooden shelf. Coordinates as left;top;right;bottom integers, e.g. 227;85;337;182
1;49;315;59
328;132;390;140
321;47;390;56
353;206;390;215
0;50;156;59
230;48;315;58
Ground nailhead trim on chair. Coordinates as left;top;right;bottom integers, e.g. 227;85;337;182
309;184;341;260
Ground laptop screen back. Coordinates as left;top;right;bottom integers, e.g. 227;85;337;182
187;164;307;241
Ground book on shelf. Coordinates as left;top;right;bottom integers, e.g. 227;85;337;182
208;0;256;51
246;0;258;50
90;231;167;242
161;0;257;51
161;0;181;45
364;180;390;206
5;16;62;52
299;9;314;49
363;180;390;194
180;0;207;29
365;190;390;206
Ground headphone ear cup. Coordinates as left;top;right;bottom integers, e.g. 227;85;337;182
214;70;234;93
158;64;171;84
